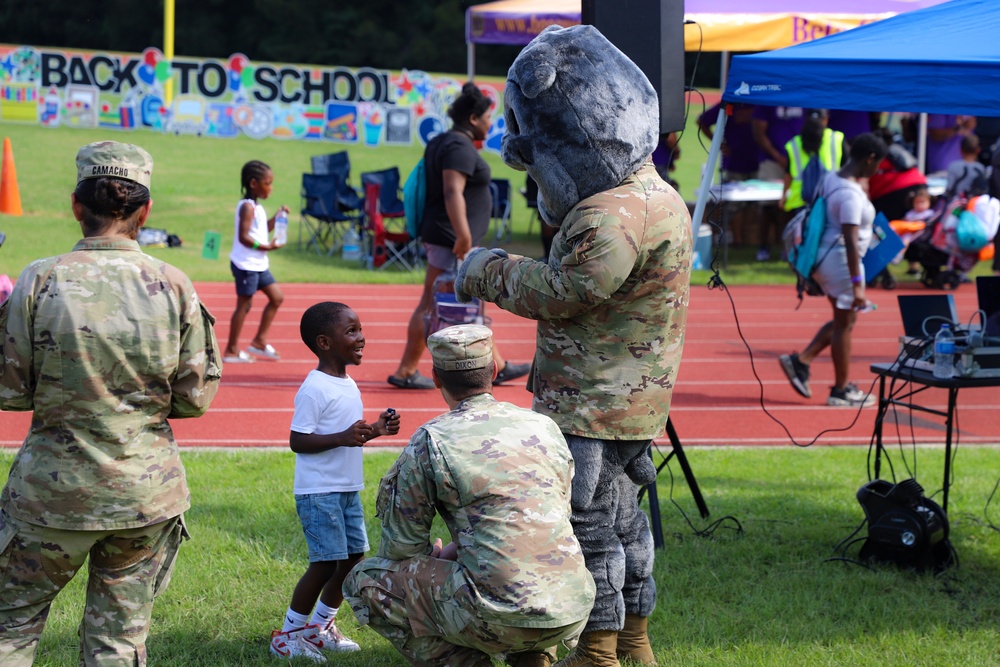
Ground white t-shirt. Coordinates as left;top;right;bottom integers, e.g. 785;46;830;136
821;171;876;257
229;198;269;272
290;370;365;495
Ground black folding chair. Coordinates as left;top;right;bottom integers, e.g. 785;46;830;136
523;175;540;236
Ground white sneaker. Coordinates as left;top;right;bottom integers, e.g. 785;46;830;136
315;620;360;652
827;383;876;408
270;626;327;663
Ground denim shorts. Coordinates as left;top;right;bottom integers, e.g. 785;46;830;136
294;491;369;562
230;262;277;297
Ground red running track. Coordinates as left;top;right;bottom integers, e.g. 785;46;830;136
2;282;997;449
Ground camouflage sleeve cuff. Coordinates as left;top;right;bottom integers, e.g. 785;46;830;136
456;247;510;303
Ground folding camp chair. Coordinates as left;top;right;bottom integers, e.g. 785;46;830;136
362;182;421;271
523;175;540;236
490;178;513;242
299;173;361;256
361;167;406;220
311;151;364;215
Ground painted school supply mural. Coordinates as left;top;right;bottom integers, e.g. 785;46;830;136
0;45;508;152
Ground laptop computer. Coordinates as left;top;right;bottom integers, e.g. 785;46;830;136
897;294;959;339
976;275;1000;340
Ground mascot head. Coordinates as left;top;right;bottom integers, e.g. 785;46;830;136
501;24;660;227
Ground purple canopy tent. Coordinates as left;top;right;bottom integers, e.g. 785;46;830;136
465;0;950;78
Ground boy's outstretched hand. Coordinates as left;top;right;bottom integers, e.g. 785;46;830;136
377;408;400;437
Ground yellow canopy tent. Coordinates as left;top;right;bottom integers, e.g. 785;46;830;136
465;0;949;78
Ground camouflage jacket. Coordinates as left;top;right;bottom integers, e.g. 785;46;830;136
375;393;595;628
0;237;221;530
459;163;692;439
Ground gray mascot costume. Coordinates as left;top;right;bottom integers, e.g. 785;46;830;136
456;25;692;667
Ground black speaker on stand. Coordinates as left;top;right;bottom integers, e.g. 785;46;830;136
581;0;686;134
583;1;707;546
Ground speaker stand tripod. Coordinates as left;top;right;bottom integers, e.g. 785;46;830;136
643;417;709;549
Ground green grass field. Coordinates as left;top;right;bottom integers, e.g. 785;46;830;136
7;446;1000;666
6;107;998;289
0;106;813;287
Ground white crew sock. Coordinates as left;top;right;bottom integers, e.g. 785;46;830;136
282;607;311;633
312;600;337;627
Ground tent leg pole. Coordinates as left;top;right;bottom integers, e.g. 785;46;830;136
691;108;726;237
918;112;928;174
467;42;476;82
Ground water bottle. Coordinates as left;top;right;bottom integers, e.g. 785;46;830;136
341;226;361;262
933;323;956;379
835;294;877;312
273;209;288;246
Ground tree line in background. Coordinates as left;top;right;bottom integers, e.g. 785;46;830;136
0;0;524;77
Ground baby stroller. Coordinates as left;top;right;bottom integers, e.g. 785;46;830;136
904;193;999;289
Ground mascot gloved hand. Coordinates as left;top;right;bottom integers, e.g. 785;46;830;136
455;247;507;303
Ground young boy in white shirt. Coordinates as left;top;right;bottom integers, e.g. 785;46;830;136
270;302;400;662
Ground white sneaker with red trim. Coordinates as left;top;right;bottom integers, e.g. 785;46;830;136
270;625;327;662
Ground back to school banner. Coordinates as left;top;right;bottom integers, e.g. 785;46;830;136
0;45;508;151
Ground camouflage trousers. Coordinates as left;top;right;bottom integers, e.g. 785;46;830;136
0;510;188;666
344;555;587;667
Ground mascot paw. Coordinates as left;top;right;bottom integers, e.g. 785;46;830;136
455;247;509;303
455;247;488;303
625;451;657;487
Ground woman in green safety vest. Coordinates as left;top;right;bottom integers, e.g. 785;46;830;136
781;109;846;216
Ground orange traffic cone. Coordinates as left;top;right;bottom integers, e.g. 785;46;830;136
1;137;23;216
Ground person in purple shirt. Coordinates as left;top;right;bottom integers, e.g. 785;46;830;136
926;113;976;174
699;102;759;179
699;102;759;247
753;105;804;260
828;110;877;144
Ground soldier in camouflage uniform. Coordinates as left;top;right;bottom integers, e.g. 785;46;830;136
344;325;595;667
0;141;222;666
455;26;692;667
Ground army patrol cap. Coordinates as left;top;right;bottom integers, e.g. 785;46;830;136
428;324;494;371
76;141;153;190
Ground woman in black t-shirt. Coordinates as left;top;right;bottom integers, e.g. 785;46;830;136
388;83;529;389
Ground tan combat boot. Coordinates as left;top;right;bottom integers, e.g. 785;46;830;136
507;651;553;667
615;615;656;666
552;630;621;667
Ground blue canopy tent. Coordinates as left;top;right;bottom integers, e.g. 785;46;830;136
721;0;1000;115
692;0;1000;238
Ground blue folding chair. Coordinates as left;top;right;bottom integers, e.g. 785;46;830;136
490;178;513;242
311;151;363;214
299;173;361;256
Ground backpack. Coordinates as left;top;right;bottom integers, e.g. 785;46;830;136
799;154;829;206
955;209;990;252
403;158;426;239
782;193;833;303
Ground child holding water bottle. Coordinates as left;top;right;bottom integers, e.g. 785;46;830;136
224;159;287;364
